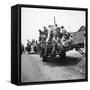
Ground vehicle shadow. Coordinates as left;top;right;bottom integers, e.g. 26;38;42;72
42;56;82;67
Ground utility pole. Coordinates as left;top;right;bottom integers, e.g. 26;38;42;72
54;16;56;26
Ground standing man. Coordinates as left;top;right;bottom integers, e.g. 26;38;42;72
26;39;31;54
43;26;48;39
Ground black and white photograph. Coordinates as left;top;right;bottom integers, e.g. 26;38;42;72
20;6;87;83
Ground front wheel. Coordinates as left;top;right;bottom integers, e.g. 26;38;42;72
59;51;66;58
42;55;47;62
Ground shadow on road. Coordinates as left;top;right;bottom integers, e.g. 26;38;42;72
42;56;82;67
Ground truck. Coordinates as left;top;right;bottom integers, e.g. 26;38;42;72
38;17;86;61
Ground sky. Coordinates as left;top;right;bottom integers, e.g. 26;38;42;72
21;7;85;46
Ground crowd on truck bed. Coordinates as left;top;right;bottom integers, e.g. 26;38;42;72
21;24;74;55
38;24;74;58
21;24;86;61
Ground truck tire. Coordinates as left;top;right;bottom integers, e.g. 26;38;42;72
42;55;47;62
59;51;66;58
51;52;56;57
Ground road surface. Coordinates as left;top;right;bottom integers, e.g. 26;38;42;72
21;49;86;82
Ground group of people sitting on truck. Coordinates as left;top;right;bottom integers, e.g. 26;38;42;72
39;24;72;44
38;24;74;56
21;24;74;55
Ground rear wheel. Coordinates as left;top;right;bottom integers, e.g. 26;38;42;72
51;51;56;57
40;46;48;61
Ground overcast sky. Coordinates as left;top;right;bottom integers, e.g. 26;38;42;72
21;7;85;46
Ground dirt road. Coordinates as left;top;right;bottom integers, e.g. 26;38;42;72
21;49;85;82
